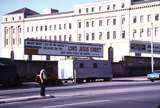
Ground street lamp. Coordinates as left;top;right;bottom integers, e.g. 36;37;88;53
151;23;154;73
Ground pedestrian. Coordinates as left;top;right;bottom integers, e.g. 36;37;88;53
39;69;47;96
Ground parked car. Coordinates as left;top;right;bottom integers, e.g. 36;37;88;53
147;70;160;82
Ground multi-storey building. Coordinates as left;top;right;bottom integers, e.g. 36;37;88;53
1;0;160;62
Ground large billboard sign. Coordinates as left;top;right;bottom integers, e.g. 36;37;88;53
130;40;160;54
24;39;103;58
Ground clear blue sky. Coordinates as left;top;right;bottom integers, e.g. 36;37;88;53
0;0;96;16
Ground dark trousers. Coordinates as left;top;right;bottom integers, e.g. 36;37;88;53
40;83;46;96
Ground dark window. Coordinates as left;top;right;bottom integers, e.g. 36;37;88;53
69;23;72;29
155;14;159;21
79;9;81;13
80;63;84;68
78;22;81;28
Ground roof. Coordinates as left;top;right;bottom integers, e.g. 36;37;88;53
6;7;40;18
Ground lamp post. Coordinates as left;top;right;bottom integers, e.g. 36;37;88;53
151;23;154;73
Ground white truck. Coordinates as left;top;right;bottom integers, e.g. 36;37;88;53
58;59;112;83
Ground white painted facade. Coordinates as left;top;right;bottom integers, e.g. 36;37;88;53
1;0;160;62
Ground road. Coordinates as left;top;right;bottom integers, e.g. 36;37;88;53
0;80;160;108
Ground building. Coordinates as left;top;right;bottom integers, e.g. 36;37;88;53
1;0;160;62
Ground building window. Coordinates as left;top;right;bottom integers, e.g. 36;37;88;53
36;26;38;31
99;20;102;27
59;24;62;30
86;21;89;28
86;33;89;40
155;27;159;37
133;16;137;23
31;26;34;32
69;35;72;42
54;35;57;41
113;31;116;39
78;34;81;41
122;17;125;24
45;25;47;31
12;17;14;21
122;30;125;39
49;36;52;40
59;35;62;41
80;63;84;68
54;25;56;30
133;29;136;38
40;26;43;31
27;27;29;32
113;18;116;25
49;25;52;30
107;19;110;26
92;21;95;27
69;23;72;29
147;14;151;22
99;32;102;40
64;35;66;41
18;26;21;33
19;16;21;20
121;3;125;8
140;29;144;37
78;22;81;28
107;31;110;39
147;28;151;37
107;5;110;10
155;14;159;21
79;9;81;14
86;8;89;13
64;24;66;29
140;15;144;23
92;33;95;40
93;63;98;68
99;6;102;11
13;39;15;45
91;7;94;12
113;4;116;10
5;18;8;22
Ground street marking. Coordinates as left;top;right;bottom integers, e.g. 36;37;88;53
43;99;111;108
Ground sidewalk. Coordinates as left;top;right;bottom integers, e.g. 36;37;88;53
113;76;148;81
0;94;55;104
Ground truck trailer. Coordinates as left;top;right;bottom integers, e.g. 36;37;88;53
58;59;112;83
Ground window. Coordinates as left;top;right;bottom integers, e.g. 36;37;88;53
147;28;151;37
133;29;136;38
113;4;116;9
69;35;72;41
107;19;110;26
107;5;110;10
107;31;110;39
12;17;14;21
13;39;15;45
122;30;125;39
27;27;29;32
5;18;8;22
31;26;34;32
54;35;57;41
18;26;21;33
155;14;159;21
113;31;116;39
49;25;52;30
140;29;144;37
140;15;144;23
91;7;94;12
64;35;66;41
54;25;56;30
12;28;15;33
64;24;66;29
19;16;21;20
59;35;62;41
92;21;95;27
49;36;51;40
86;8;89;13
58;24;61;30
78;22;81;28
113;18;116;25
40;26;43;31
86;33;89;40
79;9;81;14
122;17;125;24
36;26;38;31
69;23;72;29
99;20;102;27
99;32;102;40
78;34;81;41
92;33;95;40
147;15;151;22
133;16;137;23
86;21;89;28
121;3;125;8
155;27;159;37
99;6;102;11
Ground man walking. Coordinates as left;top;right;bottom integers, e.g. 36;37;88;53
39;69;47;96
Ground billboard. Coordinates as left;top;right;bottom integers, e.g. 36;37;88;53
130;40;160;54
24;39;103;58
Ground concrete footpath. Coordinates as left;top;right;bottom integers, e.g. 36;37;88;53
0;76;148;104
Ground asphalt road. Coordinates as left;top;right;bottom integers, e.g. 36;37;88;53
0;80;160;108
